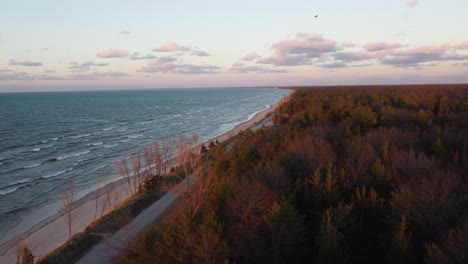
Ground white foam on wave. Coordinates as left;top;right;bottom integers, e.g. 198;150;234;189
104;144;118;148
42;167;73;179
119;139;130;143
102;127;114;131
69;133;91;139
0;178;34;195
56;150;90;161
86;142;103;147
31;144;53;152
41;140;48;144
23;163;42;169
128;134;143;139
50;137;58;141
1;178;33;188
90;164;107;173
247;104;270;121
0;186;18;196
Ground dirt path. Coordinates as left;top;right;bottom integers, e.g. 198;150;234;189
76;176;191;264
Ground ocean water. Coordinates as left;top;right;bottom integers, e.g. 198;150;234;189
0;88;290;237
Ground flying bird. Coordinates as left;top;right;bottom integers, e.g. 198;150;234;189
314;15;318;18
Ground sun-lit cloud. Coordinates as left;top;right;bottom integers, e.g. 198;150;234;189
128;52;157;60
153;42;189;52
332;52;372;62
190;50;210;57
0;71;34;81
363;42;401;52
453;41;468;50
406;0;419;8
69;61;109;72
259;33;337;66
10;60;43;67
241;52;261;61
351;63;373;68
68;71;129;80
229;65;290;73
341;42;357;48
256;33;468;70
0;70;65;81
320;62;348;69
452;62;468;67
380;45;468;67
96;48;129;58
138;58;220;74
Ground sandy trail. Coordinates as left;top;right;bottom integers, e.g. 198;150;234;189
76;174;193;264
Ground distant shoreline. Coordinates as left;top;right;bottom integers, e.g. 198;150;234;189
0;88;293;263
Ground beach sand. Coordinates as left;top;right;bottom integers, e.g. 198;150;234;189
0;90;292;263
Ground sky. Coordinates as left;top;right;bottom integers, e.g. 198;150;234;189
0;0;468;92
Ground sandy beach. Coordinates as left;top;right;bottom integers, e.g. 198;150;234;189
0;89;292;263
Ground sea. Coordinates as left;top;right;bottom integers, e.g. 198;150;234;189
0;87;290;240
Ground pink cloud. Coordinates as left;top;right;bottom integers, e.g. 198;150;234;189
363;42;401;52
259;33;337;66
453;41;468;50
242;52;261;61
96;49;128;58
341;42;357;48
138;58;219;74
10;60;43;67
404;45;450;54
406;0;418;7
380;45;468;67
153;42;189;52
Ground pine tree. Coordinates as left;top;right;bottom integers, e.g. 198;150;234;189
318;208;347;264
388;215;416;264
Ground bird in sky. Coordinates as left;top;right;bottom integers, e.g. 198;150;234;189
314;15;318;18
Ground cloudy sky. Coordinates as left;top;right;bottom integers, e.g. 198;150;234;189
1;0;467;91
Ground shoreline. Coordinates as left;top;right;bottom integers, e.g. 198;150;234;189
0;89;293;263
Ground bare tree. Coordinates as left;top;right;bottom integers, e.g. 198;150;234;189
116;155;134;196
130;151;142;192
101;183;114;217
61;181;77;239
169;133;214;219
161;141;169;176
142;139;171;190
94;178;103;220
175;133;201;183
185;169;217;219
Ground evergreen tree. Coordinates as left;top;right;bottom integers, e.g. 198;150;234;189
318;208;347;264
388;215;416;264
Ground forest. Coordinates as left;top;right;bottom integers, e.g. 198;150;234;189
120;85;468;264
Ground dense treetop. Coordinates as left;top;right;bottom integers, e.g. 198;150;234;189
121;85;468;264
